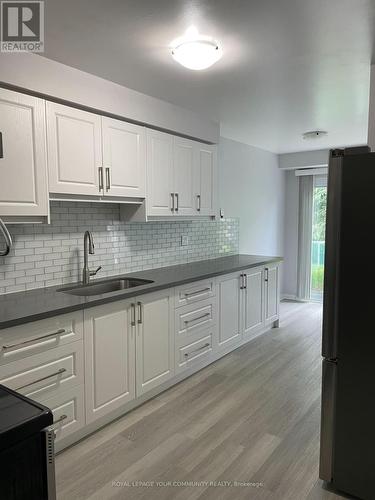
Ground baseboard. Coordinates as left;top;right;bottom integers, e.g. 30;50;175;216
281;294;308;303
281;293;297;301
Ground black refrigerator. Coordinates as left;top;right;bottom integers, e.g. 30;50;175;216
319;146;375;499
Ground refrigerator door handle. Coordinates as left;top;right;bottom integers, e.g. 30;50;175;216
319;359;337;482
322;152;342;359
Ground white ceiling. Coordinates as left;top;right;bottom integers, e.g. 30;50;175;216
42;0;375;153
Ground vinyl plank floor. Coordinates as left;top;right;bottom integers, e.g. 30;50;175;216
56;301;348;500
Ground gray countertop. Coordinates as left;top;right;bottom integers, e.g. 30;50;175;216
0;254;282;329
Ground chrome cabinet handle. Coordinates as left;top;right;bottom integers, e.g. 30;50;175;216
184;342;210;358
171;193;175;212
184;287;211;298
15;368;66;391
137;301;143;324
131;303;136;327
184;313;210;324
0;219;12;256
244;273;247;289
0;131;3;159
240;274;244;290
175;193;179;212
98;167;104;192
197;194;201;212
105;167;111;191
265;268;269;282
48;414;68;432
2;328;67;351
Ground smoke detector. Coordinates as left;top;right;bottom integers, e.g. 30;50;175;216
302;130;328;140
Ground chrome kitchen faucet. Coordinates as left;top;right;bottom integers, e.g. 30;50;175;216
82;231;101;284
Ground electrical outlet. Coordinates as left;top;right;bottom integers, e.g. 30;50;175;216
181;235;189;246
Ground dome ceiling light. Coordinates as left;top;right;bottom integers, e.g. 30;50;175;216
302;130;328;140
171;27;222;71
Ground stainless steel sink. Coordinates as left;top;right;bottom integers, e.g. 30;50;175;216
58;278;153;296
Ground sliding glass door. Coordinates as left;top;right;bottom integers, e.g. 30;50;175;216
311;175;327;302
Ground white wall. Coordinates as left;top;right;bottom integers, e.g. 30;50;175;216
0;53;219;143
278;149;329;170
218;137;285;257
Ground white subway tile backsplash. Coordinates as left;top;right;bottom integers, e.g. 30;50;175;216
0;202;239;294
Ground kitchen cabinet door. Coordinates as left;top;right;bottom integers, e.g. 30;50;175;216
242;266;265;340
135;290;174;397
216;272;242;352
173;137;195;216
102;117;146;198
146;130;174;216
265;264;280;326
195;143;217;216
0;88;48;219
84;300;135;423
46;102;102;196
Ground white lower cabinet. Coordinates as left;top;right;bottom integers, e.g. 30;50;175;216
242;266;266;340
0;263;280;449
216;272;242;352
176;331;213;373
40;385;85;443
84;300;136;424
216;263;281;352
84;290;174;422
265;263;280;326
135;290;174;397
0;342;84;401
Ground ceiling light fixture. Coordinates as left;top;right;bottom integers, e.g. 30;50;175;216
302;130;328;140
171;27;222;70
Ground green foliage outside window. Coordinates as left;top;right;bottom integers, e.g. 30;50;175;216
312;187;327;241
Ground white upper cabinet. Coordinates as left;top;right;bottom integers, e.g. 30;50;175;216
0;88;216;215
47;103;146;200
46;102;102;196
146;132;217;218
102;118;145;198
195;144;217;216
146;130;174;216
0;88;48;220
173;137;196;216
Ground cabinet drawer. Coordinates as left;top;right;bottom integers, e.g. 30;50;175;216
176;332;213;373
0;342;83;401
0;312;83;365
175;298;216;338
39;384;85;443
175;279;215;307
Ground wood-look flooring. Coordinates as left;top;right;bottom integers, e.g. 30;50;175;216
56;301;348;500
